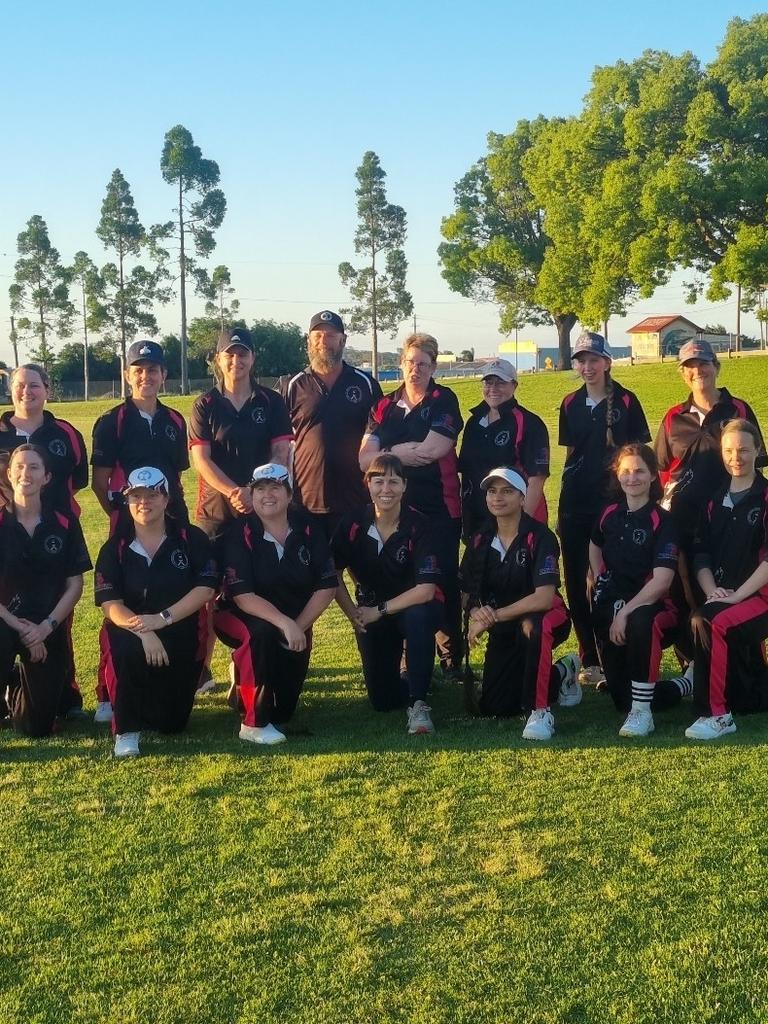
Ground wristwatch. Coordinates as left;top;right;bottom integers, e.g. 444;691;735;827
159;608;173;624
377;601;388;616
46;616;58;631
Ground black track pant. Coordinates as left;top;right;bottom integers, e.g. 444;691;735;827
101;616;206;735
214;608;310;727
433;517;463;671
357;600;441;711
0;620;70;737
479;603;571;716
692;597;768;717
558;511;599;666
593;599;679;712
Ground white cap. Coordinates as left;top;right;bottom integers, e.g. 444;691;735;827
480;467;528;496
250;463;291;488
482;359;517;382
124;466;169;493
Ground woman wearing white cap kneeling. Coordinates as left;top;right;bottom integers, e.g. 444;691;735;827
460;467;579;740
94;467;218;758
214;464;338;745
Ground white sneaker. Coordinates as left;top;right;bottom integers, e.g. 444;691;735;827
557;653;583;707
239;723;287;745
522;709;555;741
685;714;736;740
114;732;140;758
94;701;113;724
407;700;434;734
619;708;654;737
195;667;216;695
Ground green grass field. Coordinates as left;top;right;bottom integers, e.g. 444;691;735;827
3;358;768;1024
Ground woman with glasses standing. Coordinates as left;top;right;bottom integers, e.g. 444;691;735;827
459;359;549;539
359;333;464;680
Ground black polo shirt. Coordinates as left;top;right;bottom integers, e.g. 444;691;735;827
655;388;764;531
558;382;650;517
278;362;383;517
189;386;293;528
0;507;91;621
91;398;189;517
366;380;463;520
459;397;549;535
459;513;561;609
0;410;88;515
692;474;768;592
94;524;218;615
332;505;441;606
590;499;679;602
220;510;338;620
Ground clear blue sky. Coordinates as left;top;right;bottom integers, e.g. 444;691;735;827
1;1;764;364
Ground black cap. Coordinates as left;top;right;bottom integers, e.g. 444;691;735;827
127;340;165;366
309;310;345;333
216;327;254;353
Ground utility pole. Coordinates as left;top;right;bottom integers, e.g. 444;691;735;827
736;283;742;353
9;316;19;368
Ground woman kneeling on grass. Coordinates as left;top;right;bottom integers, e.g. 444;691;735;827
459;467;579;742
333;453;442;735
215;463;338;746
95;467;218;758
589;444;681;738
0;444;91;736
684;419;768;740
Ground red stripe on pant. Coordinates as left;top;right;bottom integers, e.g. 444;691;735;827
214;609;259;727
534;601;570;710
648;600;679;680
709;595;768;716
98;623;121;734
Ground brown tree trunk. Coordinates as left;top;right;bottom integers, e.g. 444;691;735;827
555;313;578;369
179;179;189;395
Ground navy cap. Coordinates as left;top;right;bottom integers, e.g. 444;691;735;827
678;339;716;365
309;310;345;333
217;327;254;353
127;340;165;366
124;466;169;493
572;332;613;360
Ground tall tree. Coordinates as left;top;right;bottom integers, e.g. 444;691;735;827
204;265;239;328
154;125;227;394
69;251;102;400
439;120;577;368
92;261;171;371
338;151;413;378
9;215;73;369
96;170;146;385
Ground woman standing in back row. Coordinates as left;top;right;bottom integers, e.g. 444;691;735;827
558;332;651;686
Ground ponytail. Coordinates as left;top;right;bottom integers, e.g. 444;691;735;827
605;371;615;449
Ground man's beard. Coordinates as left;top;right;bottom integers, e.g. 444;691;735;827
311;349;343;374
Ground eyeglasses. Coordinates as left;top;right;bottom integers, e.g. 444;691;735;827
403;358;433;370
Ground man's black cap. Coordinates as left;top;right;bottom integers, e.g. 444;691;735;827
309;310;345;333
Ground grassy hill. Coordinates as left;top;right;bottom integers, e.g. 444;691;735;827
2;357;767;1023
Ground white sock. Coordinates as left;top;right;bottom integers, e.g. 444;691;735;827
630;681;654;710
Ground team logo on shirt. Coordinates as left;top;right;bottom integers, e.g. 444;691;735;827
494;430;510;447
252;407;267;424
48;439;66;458
539;554;558;576
748;507;761;526
515;549;528;566
298;545;310;566
170;549;189;570
420;408;430;421
345;386;362;404
395;544;409;564
165;425;177;440
44;535;63;554
714;567;725;584
632;528;647;545
7;594;20;613
609;408;622;424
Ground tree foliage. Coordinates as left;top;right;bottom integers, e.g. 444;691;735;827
9;215;73;369
69;251;101;400
153;125;227;393
204;265;239;327
339;151;413;377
